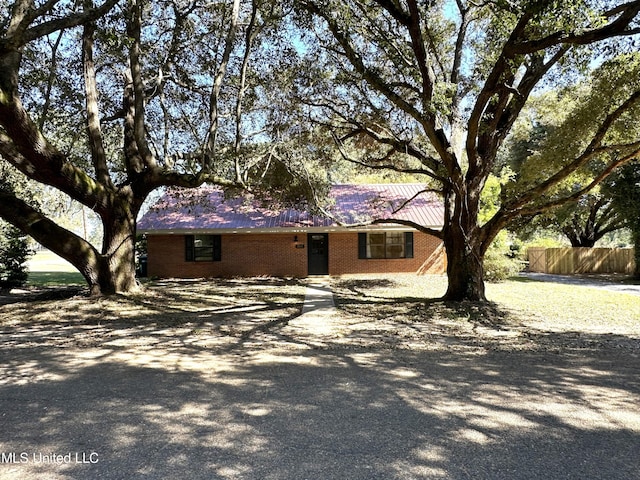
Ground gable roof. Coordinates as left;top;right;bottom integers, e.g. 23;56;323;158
138;184;444;234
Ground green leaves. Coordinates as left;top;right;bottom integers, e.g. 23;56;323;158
0;220;32;290
506;51;640;197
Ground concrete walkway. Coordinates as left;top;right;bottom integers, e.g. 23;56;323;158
284;277;343;336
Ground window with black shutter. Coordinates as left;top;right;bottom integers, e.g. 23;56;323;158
358;232;414;259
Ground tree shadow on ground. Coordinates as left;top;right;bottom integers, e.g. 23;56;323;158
2;276;640;478
423;298;512;328
336;278;398;291
330;277;640;353
0;278;308;354
0;344;639;480
333;276;512;327
0;286;87;306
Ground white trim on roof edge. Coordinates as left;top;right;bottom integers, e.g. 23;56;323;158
139;224;442;235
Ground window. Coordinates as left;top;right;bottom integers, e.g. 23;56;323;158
185;235;221;262
358;232;414;259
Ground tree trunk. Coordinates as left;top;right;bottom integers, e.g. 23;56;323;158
441;184;487;302
442;229;487;302
563;223;599;247
633;230;640;280
95;206;139;295
0;189;139;296
39;220;137;296
52;198;140;295
567;235;597;248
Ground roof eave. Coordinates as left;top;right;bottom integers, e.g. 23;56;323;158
139;224;443;235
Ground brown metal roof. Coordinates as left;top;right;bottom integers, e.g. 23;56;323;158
138;184;444;233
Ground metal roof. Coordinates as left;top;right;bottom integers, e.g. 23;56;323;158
138;184;444;234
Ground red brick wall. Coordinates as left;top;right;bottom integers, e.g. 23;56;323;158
328;232;445;275
146;231;445;278
146;233;307;278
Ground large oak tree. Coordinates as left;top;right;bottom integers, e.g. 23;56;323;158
296;0;640;301
0;0;314;294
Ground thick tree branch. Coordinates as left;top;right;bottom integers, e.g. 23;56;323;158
0;113;108;212
0;187;102;286
82;10;111;187
405;0;436;109
234;0;261;181
371;0;410;24
205;0;240;169
466;9;535;171
452;7;469;84
2;0;120;49
508;2;640;54
126;0;156;170
470;47;568;185
467;0;639;182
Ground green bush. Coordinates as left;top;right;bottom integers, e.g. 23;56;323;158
0;223;33;290
484;233;523;282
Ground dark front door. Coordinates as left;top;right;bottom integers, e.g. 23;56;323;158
307;233;329;275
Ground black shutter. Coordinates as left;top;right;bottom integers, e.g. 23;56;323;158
213;235;222;261
404;232;414;258
358;233;367;259
185;235;195;261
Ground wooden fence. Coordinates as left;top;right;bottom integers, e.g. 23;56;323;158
527;247;636;274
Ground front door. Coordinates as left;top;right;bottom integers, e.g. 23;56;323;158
307;233;329;275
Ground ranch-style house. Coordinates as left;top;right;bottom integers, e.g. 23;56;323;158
137;184;446;278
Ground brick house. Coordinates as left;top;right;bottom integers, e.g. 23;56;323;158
137;184;446;278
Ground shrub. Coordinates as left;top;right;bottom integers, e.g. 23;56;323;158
0;222;33;290
484;233;523;282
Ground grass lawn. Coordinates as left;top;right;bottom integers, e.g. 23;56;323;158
26;250;85;287
26;271;86;287
487;278;640;332
331;274;640;351
27;250;77;272
332;274;640;325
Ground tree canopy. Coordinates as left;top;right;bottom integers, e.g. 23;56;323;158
293;0;640;300
0;0;324;294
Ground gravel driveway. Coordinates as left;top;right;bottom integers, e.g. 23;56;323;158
1;283;639;480
2;345;639;480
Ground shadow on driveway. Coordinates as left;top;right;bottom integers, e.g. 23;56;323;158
1;344;639;479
